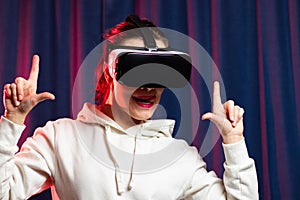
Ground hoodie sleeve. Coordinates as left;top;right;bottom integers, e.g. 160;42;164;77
0;116;56;200
182;138;258;200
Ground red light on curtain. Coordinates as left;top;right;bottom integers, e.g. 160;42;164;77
135;0;159;25
70;0;84;114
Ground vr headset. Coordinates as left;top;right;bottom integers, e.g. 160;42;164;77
106;15;192;88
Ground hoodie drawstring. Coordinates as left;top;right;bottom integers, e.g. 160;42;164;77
103;125;137;195
104;125;124;195
128;133;137;190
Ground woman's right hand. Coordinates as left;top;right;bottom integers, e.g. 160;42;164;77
3;55;55;125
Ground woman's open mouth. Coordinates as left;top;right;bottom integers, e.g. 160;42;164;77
132;96;156;108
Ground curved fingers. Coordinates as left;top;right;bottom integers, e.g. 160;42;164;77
223;100;245;127
11;83;19;106
4;84;12;97
15;77;28;101
223;100;235;121
234;106;244;126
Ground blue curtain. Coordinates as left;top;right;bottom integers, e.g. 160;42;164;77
0;0;299;199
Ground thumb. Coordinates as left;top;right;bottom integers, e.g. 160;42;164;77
201;112;213;121
202;112;226;131
35;92;55;104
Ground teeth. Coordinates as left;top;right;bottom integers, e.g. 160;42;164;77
139;99;149;103
133;97;152;104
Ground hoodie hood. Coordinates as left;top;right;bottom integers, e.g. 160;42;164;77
77;103;176;138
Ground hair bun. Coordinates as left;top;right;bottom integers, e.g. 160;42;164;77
125;14;146;28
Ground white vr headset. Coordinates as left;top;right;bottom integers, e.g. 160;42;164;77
107;48;192;88
105;15;192;88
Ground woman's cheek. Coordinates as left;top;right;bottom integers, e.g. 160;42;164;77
155;88;164;103
113;81;135;108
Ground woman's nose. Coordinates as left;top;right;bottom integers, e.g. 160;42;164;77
140;87;154;91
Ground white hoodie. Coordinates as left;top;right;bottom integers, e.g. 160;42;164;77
0;103;258;200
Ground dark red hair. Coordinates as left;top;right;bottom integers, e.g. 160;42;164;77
94;15;166;107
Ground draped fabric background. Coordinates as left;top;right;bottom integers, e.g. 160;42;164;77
0;0;299;199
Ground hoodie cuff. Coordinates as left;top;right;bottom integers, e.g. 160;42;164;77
222;138;249;166
0;116;26;147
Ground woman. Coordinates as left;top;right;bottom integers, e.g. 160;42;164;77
0;15;258;199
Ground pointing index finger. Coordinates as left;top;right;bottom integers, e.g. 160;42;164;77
28;55;40;83
212;81;222;106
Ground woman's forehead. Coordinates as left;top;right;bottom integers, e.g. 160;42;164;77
118;37;167;48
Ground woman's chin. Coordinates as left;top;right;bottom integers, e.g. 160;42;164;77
130;110;154;122
129;104;158;121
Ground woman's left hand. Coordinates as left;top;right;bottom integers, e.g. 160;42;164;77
202;81;244;144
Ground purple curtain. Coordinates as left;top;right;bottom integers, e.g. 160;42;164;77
0;0;299;199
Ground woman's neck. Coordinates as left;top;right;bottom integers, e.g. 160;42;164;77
100;104;145;130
